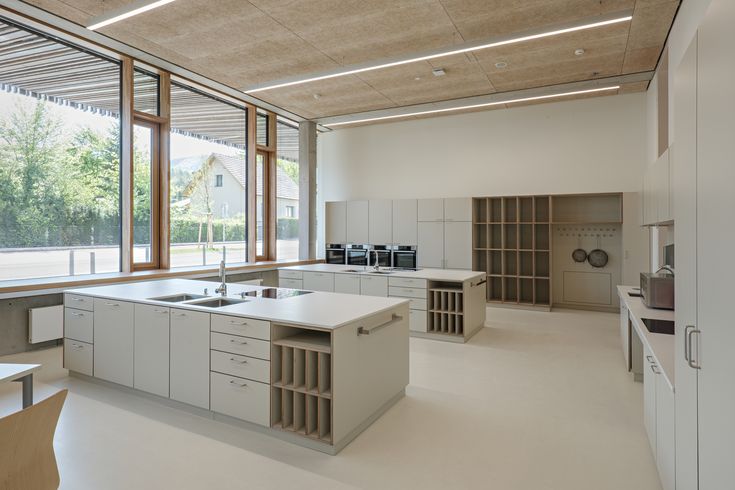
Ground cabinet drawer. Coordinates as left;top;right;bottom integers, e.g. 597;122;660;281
389;277;427;289
211;332;270;360
64;293;94;312
408;298;427;311
210;372;270;426
211;350;270;384
279;278;303;289
389;286;427;299
64;307;93;343
279;269;303;280
211;314;270;340
409;310;427;333
302;271;335;292
64;339;93;375
334;273;361;294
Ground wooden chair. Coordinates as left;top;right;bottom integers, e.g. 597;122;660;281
0;389;68;490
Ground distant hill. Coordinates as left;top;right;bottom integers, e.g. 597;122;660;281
171;155;207;173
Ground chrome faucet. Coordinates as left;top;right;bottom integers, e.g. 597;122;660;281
215;259;227;296
372;250;380;271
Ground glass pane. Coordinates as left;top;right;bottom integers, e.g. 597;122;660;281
256;112;268;146
0;18;121;281
276;120;299;260
170;83;247;267
133;124;153;263
134;69;159;115
256;153;265;257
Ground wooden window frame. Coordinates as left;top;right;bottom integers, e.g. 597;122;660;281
131;113;162;271
253;110;277;261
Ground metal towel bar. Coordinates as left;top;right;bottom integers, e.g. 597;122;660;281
357;314;403;336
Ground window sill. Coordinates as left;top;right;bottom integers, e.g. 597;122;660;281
0;258;323;299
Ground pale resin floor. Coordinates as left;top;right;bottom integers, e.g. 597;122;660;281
0;307;661;490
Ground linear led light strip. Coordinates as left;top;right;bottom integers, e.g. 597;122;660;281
247;14;632;93
324;86;620;127
87;0;177;31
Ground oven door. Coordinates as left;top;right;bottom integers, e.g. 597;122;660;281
371;251;392;267
347;249;368;266
393;251;416;269
325;249;345;264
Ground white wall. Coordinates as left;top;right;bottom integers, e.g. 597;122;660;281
318;92;647;203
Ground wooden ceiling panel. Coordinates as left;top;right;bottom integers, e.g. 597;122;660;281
622;0;678;72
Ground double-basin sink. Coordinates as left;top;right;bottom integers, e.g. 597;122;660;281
343;269;394;275
147;293;248;309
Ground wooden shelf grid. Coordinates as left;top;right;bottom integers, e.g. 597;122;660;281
427;287;464;336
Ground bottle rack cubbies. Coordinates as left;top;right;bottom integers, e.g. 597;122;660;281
271;326;332;444
427;283;464;336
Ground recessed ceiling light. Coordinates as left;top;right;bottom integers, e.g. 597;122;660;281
495;61;508;69
324;86;620;127
432;68;446;77
245;11;632;93
414;76;422;81
313;94;321;100
87;0;177;30
575;48;586;56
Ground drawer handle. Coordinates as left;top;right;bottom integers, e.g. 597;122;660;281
173;312;186;317
72;344;84;349
230;357;248;364
650;364;660;374
646;355;654;362
229;320;248;326
229;380;248;388
104;302;119;308
71;297;86;302
70;312;85;317
229;339;248;345
154;309;168;314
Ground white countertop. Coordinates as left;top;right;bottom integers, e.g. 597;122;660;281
66;279;407;330
0;363;40;383
618;285;675;388
280;264;485;282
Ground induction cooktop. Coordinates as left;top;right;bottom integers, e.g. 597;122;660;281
641;318;675;335
242;288;313;299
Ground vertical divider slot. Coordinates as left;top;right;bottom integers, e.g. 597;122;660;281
318;398;331;441
306;350;318;393
306;395;318;435
271;345;283;384
282;347;294;387
293;348;305;389
271;387;282;427
318;352;331;396
282;389;294;430
293;391;305;434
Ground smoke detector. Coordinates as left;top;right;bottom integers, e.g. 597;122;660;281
432;68;446;77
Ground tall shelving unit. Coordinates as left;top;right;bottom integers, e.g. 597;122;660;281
473;195;552;309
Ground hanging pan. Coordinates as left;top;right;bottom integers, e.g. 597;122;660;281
587;235;609;268
571;235;587;263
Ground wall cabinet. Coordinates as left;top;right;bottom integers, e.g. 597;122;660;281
303;271;335;292
325;201;346;244
133;304;170;398
444;221;472;270
443;198;472;222
335;273;361;294
360;275;388;297
417;222;444;268
642;149;672;225
346;200;369;244
417;198;444;222
392;199;417;245
170;308;210;409
368;199;392;245
643;346;657;453
93;298;134;387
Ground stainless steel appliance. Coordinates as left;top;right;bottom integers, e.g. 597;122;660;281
325;244;346;264
346;244;370;266
392;245;417;270
370;245;392;268
640;272;675;310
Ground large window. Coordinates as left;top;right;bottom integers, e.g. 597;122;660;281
169;83;247;267
0;19;121;281
276;119;300;260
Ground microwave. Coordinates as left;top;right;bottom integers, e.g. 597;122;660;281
640;272;675;310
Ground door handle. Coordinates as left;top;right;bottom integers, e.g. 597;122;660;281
687;328;702;369
684;325;694;362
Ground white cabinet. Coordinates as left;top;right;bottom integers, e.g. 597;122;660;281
643;346;657;453
417;222;444;268
417;199;444;222
170;308;210;409
93;298;134;387
619;299;630;371
444;221;472;269
409;309;427;333
64;307;93;343
335;273;361;294
392;199;417;245
642;150;672;225
303;271;334;292
656;376;675;490
279;270;303;289
64;339;93;376
133;304;170;398
368;199;392;245
210;372;270;426
346;200;369;243
325;201;346;244
360;275;388;297
443;198;472;222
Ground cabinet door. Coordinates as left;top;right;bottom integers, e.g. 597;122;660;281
417;221;444;268
443;198;472;222
134;304;170;398
698;1;735;486
619;301;630;371
643;346;657;454
346;200;369;243
325;201;346;244
656;149;671;223
93;298;134;387
673;32;699;490
334;273;361;294
303;271;334;292
360;275;388;297
417;198;444;222
170;309;210;409
656;376;676;490
409;309;427;333
443;221;471;270
392;199;417;245
368;199;392;245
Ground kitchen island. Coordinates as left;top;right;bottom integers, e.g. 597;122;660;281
278;264;487;343
63;278;409;454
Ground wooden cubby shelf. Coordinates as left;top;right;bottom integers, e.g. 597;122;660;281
427;285;464;336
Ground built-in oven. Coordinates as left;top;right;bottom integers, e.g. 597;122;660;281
369;245;392;268
346;244;370;266
392;245;417;270
325;244;346;264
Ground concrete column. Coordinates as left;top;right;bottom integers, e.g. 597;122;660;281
298;121;317;260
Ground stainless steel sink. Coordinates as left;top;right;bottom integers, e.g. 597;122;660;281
148;293;208;303
343;269;361;272
367;270;394;275
187;297;248;308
